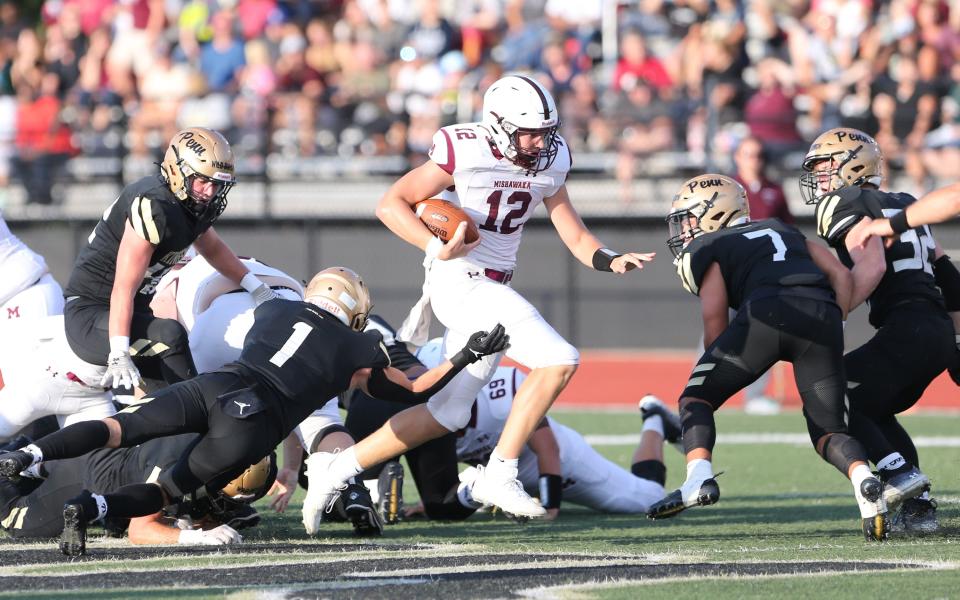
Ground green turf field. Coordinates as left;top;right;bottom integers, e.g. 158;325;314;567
1;409;958;599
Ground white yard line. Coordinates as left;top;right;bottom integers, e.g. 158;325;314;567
584;433;960;447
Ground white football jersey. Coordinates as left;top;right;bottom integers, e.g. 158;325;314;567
0;214;50;306
428;123;572;271
156;256;304;332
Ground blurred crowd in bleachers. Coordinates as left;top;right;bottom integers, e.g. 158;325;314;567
1;0;958;206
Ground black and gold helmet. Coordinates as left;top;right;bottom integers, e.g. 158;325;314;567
159;127;236;222
800;127;883;205
666;174;749;258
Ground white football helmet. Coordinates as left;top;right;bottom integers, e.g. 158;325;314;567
481;74;560;174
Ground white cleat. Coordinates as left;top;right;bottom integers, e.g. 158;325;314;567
469;465;546;518
744;396;781;415
301;452;347;536
854;476;888;541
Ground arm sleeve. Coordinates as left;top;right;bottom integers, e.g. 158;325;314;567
127;195;168;246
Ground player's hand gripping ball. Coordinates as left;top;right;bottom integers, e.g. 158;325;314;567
415;198;480;244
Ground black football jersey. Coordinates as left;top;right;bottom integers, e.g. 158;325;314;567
85;433;197;494
235;300;391;429
65;176;213;309
814;186;944;327
676;219;833;310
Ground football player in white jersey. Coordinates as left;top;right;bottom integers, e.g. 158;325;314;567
417;340;676;517
0;316;114;442
0;213;64;321
309;75;656;518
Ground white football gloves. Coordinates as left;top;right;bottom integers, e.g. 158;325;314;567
178;524;242;545
100;350;141;389
240;273;279;305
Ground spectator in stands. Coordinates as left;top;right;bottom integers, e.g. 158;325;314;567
199;10;246;94
272;24;323;156
13;73;76;205
497;0;549;71
732;136;793;224
744;58;803;161
614;81;676;204
612;29;672;93
105;0;165;101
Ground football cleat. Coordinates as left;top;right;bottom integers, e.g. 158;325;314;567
60;492;93;557
855;476;888;542
880;466;930;509
890;497;939;534
0;451;34;481
639;394;683;450
301;452;347;536
377;460;404;525
646;477;720;520
469;465;546;518
342;483;384;537
222;505;261;530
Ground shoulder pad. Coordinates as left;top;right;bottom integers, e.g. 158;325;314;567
815;187;865;245
428;124;491;175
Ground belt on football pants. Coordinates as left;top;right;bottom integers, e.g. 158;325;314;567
484;268;513;284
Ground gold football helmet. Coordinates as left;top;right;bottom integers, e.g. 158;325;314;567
221;455;274;501
305;267;372;331
666;174;749;258
159;127;236;221
800;127;883;205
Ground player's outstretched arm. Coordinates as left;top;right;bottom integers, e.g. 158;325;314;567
194;229;277;304
544;187;655;273
807;240;853;319
848;182;960;248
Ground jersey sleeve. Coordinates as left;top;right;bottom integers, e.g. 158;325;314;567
815;187;865;247
362;330;392;369
428;128;457;175
126;195;168;246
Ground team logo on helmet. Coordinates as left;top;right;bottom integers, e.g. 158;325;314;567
666;174;749;259
799;127;883;205
160;127;237;224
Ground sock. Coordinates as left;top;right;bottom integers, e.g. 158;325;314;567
849;463;874;491
35;420;110;461
642;415;664;437
22;463;44;479
101;484;164;520
685;458;713;483
920;491;930;501
486;450;519;480
21;444;43;466
877;452;906;473
456;481;482;509
363;478;379;504
330;447;363;483
91;493;108;522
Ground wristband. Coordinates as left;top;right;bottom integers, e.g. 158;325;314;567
538;474;563;509
425;236;444;259
592;248;620;272
109;335;130;354
239;272;262;293
889;210;911;235
450;348;479;368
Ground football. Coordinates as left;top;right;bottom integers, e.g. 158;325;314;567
415;198;480;244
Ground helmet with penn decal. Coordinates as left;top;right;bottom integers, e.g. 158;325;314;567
800;127;883;205
666;174;749;259
304;267;372;331
159;127;236;223
481;74;560;174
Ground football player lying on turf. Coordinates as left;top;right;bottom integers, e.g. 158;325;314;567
647;174;890;541
0;433;272;546
0;266;508;555
417;339;681;518
151;254;385;536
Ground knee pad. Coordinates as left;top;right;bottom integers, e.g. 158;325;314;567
631;460;666;486
680;399;716;455
819;433;867;474
144;318;191;352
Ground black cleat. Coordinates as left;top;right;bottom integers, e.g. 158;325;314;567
647;478;720;520
343;483;384;537
222;504;261;530
0;451;34;481
60;494;91;557
891;497;939;534
879;466;930;509
377;460;404;525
